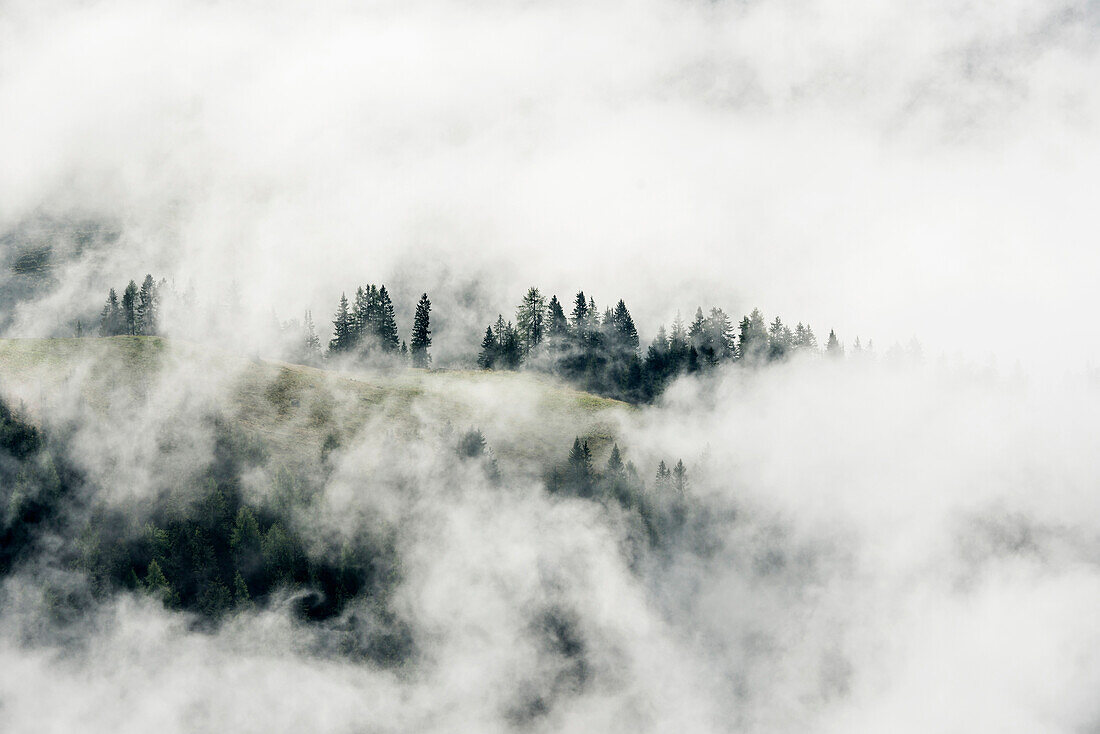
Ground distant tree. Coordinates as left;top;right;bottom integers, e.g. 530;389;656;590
500;321;522;368
610;300;639;350
232;571;252;609
705;308;735;361
567;437;594;494
137;275;158;335
457;428;488;458
606;444;625;478
738;308;769;364
672;459;687;495
655;460;671;490
515;287;547;356
570;291;589;331
99;288;122;336
121;280;138;335
547;295;569;340
303;310;321;359
768;317;794;361
793;322;818;351
75;320;83;338
144;559;178;607
826;329;844;358
330;293;352;353
478;326;498;369
350;286;369;347
410;293;432;367
375;286;400;352
400;341;409;361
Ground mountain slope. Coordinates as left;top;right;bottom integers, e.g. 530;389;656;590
0;336;631;471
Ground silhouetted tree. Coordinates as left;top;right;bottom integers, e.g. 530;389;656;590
516;287;547;356
99;288;122;336
330;293;352;353
375;286;400;352
478;326;498;369
137;275;158;335
410;293;432;367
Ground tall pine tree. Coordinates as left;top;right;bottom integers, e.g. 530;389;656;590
410;293;432;367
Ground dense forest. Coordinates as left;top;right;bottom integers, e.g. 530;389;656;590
0;395;692;649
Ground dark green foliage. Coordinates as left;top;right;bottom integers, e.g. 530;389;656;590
99;288;122;336
137;274;158;335
410;293;432;367
516;287;546;356
376;286;399;352
121;280;138;336
478;326;498;369
547;295;569;340
330;293;352;353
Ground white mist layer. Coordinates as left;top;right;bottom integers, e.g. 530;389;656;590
3;359;1100;732
1;0;1099;367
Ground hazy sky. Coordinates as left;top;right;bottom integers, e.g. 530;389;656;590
1;0;1098;368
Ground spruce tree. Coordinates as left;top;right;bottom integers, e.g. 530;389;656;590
515;287;547;355
571;291;588;330
547;295;569;339
122;280;138;335
738;308;769;364
606;444;625;478
655;460;671;490
672;459;687;495
350;286;369;347
304;310;321;358
137;274;158;335
330;293;351;353
705;308;735;361
99;288;122;336
375;286;399;352
826;329;843;358
478;326;498;369
611;300;639;350
410;293;432;367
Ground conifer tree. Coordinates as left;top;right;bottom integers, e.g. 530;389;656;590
547;295;569;339
515;287;547;355
375;286;399;352
75;320;83;338
768;316;793;361
144;559;178;606
330;293;351;353
122;280;138;335
571;291;589;330
606;444;625;478
350;286;369;347
99;288;122;336
655;460;671;490
410;293;432;367
478;326;498;369
826;329;844;358
706;308;735;361
137;274;158;335
303;310;321;358
672;459;687;495
611;300;639;350
738;308;769;364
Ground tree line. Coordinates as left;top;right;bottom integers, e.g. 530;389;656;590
325;285;433;367
477;287;847;403
95;274;163;337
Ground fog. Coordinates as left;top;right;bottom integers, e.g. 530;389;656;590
2;0;1100;732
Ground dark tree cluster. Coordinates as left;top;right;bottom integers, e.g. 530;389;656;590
96;274;162;337
0;396;410;662
327;285;432;367
479;288;842;403
546;437;692;549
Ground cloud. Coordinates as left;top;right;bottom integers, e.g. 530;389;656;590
1;0;1098;365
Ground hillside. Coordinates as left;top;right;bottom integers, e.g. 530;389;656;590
0;336;631;472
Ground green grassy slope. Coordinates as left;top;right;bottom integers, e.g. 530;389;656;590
0;336;630;471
